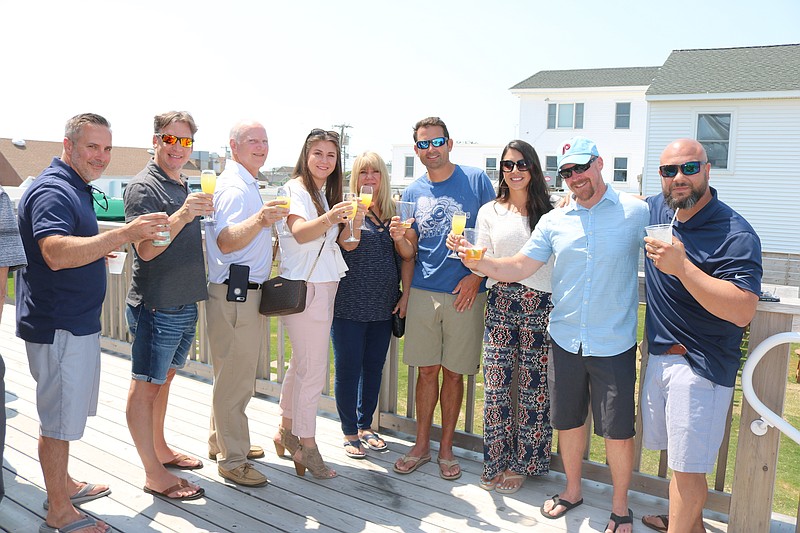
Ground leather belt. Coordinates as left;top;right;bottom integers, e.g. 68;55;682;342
664;344;687;355
222;279;262;290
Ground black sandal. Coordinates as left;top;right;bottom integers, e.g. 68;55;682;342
609;508;633;532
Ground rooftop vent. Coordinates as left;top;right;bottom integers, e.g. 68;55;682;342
11;138;26;148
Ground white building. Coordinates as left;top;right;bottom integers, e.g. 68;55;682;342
642;44;800;256
510;66;659;194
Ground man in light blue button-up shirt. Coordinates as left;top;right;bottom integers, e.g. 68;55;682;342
463;137;648;532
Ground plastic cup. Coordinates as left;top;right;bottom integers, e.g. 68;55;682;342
463;228;484;260
645;223;673;244
395;201;415;228
152;211;171;246
108;252;127;274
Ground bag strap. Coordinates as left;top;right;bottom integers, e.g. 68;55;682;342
271;225;326;281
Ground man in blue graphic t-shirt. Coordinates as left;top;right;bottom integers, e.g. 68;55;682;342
390;117;495;480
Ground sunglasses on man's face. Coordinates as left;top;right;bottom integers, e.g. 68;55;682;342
558;156;597;179
415;137;448;150
658;161;706;178
500;159;530;172
158;133;194;148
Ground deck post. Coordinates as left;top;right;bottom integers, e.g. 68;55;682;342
729;310;793;532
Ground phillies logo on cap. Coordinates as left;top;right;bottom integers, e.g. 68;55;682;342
562;143;571;154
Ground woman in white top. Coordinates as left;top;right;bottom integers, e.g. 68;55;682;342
274;129;359;480
473;140;556;494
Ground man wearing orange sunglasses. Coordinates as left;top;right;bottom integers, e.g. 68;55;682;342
122;111;213;502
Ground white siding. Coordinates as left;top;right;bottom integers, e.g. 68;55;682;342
644;98;800;254
514;86;650;194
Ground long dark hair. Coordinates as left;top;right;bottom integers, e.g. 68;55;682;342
293;129;343;216
497;139;552;232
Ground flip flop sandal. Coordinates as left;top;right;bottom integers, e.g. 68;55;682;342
437;457;462;480
392;453;431;474
343;439;366;459
540;494;584;519
39;515;108;533
162;453;204;470
43;481;111;510
359;432;388;451
479;476;499;491
609;508;633;532
143;478;205;501
495;472;525;494
642;514;669;533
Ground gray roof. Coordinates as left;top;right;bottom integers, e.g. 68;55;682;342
511;66;660;90
647;44;800;96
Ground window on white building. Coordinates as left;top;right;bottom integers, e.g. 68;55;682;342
547;103;584;129
485;157;498;180
615;103;631;129
613;157;628;182
404;156;415;178
697;113;731;169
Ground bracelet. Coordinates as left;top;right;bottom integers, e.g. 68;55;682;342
324;212;333;226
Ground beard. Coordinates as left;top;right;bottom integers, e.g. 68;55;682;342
664;179;707;210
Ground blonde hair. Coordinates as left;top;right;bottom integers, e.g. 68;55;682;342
350;151;395;219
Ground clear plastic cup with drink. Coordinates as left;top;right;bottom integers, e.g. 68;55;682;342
463;228;484;260
645;224;673;244
395;201;415;229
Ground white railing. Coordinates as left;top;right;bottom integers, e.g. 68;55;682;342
742;331;800;445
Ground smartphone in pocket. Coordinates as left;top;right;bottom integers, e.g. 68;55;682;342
226;264;250;302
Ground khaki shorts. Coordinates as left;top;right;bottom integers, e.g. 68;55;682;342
402;287;486;375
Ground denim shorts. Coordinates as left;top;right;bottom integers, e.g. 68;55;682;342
126;303;198;384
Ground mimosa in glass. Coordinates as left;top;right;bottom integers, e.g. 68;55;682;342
275;185;291;236
343;192;359;243
200;169;216;224
448;211;467;258
358;185;373;230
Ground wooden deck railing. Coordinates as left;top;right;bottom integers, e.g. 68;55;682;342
97;222;800;532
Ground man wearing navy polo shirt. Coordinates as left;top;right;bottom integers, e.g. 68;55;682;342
641;139;761;533
464;137;648;533
16;113;165;533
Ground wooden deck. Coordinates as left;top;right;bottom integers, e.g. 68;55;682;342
1;303;795;533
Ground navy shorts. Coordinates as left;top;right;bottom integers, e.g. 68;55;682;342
548;340;636;439
126;303;197;384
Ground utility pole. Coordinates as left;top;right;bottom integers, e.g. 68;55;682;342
332;123;352;173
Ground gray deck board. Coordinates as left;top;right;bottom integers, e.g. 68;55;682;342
2;303;783;531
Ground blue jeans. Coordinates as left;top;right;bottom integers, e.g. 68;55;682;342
126;303;197;384
331;318;392;435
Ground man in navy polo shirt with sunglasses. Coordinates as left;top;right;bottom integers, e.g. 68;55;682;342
641;139;761;533
17;113;166;533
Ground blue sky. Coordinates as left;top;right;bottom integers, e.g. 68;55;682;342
2;0;798;168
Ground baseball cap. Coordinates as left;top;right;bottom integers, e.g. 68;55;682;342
557;137;599;169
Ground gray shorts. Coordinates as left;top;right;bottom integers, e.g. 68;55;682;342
25;330;101;441
548;341;636;439
642;354;733;473
403;287;486;375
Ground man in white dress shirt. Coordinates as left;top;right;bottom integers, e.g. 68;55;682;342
205;120;287;487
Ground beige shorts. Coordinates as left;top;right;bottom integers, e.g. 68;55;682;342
402;287;486;375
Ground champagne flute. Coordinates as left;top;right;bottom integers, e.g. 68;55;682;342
200;169;216;224
275;185;291;236
448;210;467;258
343;192;359;243
358;185;373;231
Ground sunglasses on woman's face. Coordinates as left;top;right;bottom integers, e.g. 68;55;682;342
500;159;530;172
